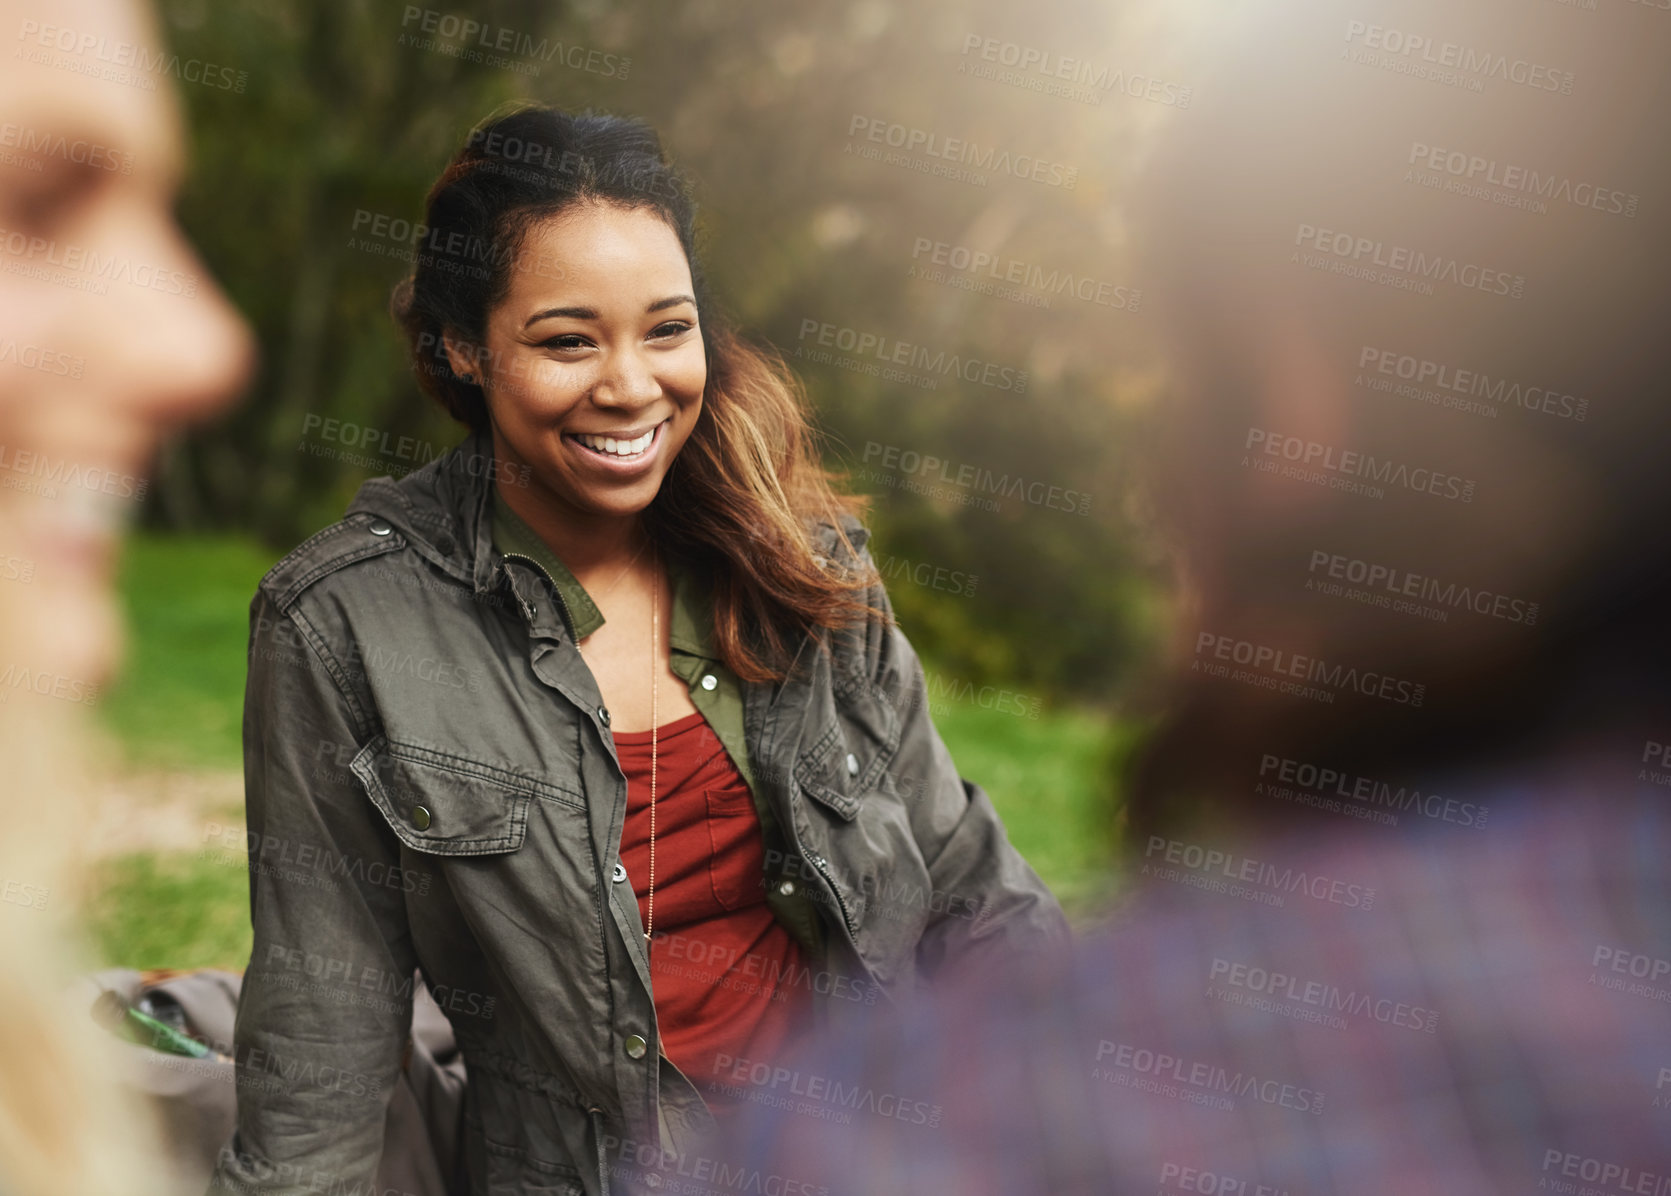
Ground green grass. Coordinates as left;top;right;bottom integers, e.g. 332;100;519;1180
86;534;1127;970
99;531;281;772
929;700;1129;914
85;851;255;971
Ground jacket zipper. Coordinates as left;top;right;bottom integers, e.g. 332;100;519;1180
782;775;880;994
798;814;888;1004
806;843;859;941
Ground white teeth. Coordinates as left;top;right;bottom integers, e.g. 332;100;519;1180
576;428;655;457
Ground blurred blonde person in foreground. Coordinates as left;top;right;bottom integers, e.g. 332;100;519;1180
0;0;254;1191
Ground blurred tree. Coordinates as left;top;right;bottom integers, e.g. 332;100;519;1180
155;0;1178;704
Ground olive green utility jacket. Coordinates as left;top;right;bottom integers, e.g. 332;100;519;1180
207;426;1069;1196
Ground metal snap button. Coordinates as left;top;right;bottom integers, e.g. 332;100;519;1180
368;519;392;537
623;1034;648;1060
597;705;610;725
778;880;796;897
411;805;432;831
700;673;718;691
612;863;628;884
845;752;859;776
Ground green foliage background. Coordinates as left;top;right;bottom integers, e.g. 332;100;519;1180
149;0;1170;706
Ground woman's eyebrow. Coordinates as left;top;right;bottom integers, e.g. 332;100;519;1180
524;294;695;328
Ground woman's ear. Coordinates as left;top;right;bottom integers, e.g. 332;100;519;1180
441;331;481;384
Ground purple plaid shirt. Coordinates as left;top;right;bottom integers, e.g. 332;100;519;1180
691;775;1670;1196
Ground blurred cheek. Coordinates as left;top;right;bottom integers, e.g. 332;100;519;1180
495;353;586;424
671;341;707;402
0;257;79;406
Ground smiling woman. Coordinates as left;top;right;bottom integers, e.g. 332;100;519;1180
210;105;1068;1196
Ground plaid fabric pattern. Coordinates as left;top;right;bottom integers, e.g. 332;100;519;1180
712;782;1671;1196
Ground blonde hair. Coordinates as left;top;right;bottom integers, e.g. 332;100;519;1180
0;606;170;1195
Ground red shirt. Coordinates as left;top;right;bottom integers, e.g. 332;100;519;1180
613;709;808;1117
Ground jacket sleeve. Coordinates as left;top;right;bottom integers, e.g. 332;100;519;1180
856;548;1073;979
207;590;417;1194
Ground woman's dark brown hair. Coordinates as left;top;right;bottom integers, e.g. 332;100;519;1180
392;104;884;683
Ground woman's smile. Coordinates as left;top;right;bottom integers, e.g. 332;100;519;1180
562;415;673;476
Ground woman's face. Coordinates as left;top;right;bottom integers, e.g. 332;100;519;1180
460;201;707;524
0;0;255;690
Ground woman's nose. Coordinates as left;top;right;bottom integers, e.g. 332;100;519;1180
97;214;257;433
591;346;661;409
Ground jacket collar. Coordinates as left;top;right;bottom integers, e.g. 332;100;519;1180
343;421;871;615
345;423;502;597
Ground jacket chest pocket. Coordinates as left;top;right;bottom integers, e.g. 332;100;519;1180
352;734;577;855
792;671;903;822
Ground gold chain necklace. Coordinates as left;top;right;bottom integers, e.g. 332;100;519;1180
644;548;659;945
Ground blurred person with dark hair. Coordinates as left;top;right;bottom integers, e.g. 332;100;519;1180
709;1;1671;1192
209;104;1065;1196
0;0;254;1191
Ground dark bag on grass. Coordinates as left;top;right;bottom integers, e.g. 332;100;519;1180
76;967;467;1195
